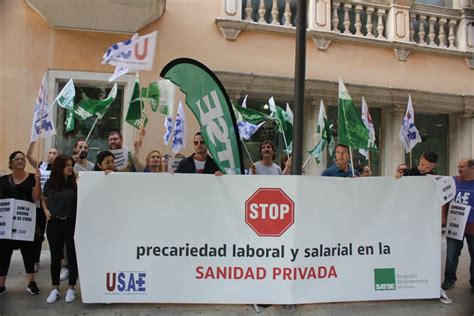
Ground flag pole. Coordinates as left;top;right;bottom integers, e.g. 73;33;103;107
302;154;312;169
77;116;100;157
240;138;254;165
36;100;45;169
349;146;355;177
367;151;371;171
409;151;412;169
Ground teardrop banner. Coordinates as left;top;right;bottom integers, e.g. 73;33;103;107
160;58;244;174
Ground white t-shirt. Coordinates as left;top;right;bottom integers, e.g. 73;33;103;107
193;159;206;173
250;161;282;175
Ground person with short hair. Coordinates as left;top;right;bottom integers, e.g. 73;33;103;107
72;140;94;172
356;164;372;177
250;140;282;175
397;150;438;178
94;151;116;173
175;132;220;175
42;155;79;303
321;144;358;177
108;131;136;172
26;141;58;170
0;151;41;296
441;158;474;291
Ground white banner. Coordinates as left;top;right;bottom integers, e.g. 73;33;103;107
76;174;441;304
446;202;470;241
110;148;129;171
428;175;456;205
0;199;14;239
40;170;51;190
0;199;36;241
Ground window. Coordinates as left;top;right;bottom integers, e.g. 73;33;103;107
55;80;124;160
404;113;448;175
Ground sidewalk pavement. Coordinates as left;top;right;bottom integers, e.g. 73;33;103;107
0;235;472;316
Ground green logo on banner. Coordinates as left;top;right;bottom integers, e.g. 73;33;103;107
374;268;396;291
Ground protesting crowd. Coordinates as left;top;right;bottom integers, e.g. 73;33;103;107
0;125;473;304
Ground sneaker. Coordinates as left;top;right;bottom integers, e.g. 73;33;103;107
60;267;69;281
46;288;60;303
441;280;455;290
0;286;6;296
26;281;40;295
65;288;76;303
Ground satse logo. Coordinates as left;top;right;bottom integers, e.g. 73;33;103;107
106;271;146;294
245;188;295;237
374;268;396;291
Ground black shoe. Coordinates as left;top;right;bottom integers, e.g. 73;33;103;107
0;286;6;296
441;280;455;290
27;281;40;295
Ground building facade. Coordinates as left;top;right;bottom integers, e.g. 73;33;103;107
1;0;473;176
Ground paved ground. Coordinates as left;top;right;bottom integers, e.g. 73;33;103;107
0;235;472;316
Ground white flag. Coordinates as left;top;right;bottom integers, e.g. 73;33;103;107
359;97;377;159
102;31;158;71
163;116;173;145
399;95;422;153
172;101;186;154
285;103;294;125
108;64;131;83
52;79;75;109
30;73;56;142
236;95;264;140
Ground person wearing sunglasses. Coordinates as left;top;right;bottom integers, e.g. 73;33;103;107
175;132;220;174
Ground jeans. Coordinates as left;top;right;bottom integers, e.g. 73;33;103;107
444;235;474;287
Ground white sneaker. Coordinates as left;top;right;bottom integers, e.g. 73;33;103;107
60;268;69;281
46;288;60;303
65;288;76;303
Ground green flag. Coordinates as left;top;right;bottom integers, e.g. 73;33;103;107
54;79;75;110
160;58;244;174
308;100;334;163
338;79;369;149
233;104;269;125
126;76;148;129
269;97;292;149
65;108;75;132
74;83;117;120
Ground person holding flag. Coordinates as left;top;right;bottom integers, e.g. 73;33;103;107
72;140;95;172
321;144;359;177
249;141;282;175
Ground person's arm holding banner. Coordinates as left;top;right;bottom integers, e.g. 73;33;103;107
26;142;40;169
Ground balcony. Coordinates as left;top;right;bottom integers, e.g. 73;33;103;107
216;0;474;68
26;0;166;34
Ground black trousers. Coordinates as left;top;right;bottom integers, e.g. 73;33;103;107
46;217;78;286
33;207;46;263
0;241;36;276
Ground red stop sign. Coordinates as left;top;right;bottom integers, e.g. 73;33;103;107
245;188;294;237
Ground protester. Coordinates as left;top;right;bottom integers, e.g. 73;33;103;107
132;133;163;173
394;163;408;178
108;131;136;172
42;155;78;303
356;164;372;177
396;150;438;179
280;154;293;175
175;132;221;175
321;144;358;177
26;141;58;170
72;140;94;172
25;143;58;273
250;141;282;175
441;158;474;291
0;151;41;296
94;151;116;173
